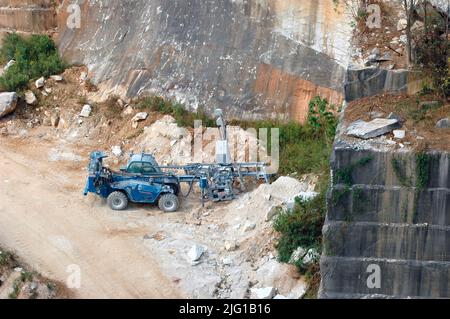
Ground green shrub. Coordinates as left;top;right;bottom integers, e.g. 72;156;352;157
307;96;338;145
20;271;34;283
230;98;337;176
0;251;14;266
274;186;327;275
416;152;431;190
0;34;66;91
8;279;21;299
270;97;338;284
392;157;412;187
414;20;449;98
418;82;434;96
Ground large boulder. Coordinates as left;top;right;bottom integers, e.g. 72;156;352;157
0;92;18;118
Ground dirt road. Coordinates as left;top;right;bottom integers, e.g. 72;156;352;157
0;136;183;299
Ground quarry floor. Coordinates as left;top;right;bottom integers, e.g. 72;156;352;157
0;136;184;298
0;130;308;299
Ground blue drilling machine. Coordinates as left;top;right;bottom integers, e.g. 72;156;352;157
84;109;270;212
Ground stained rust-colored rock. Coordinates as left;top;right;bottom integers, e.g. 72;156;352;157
54;0;352;122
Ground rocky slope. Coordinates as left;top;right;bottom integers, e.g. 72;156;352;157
0;246;70;299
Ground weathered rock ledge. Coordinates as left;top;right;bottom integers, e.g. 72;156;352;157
320;120;450;298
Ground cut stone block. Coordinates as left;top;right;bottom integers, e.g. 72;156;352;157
346;118;400;139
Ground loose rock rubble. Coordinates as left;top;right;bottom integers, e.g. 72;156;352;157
0;248;68;299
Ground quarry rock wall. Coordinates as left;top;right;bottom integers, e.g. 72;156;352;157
320;137;450;298
54;0;353;122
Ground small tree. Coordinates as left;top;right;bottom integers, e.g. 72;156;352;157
403;0;422;67
307;97;338;146
413;1;449;97
333;0;370;22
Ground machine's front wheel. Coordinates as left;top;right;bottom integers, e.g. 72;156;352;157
158;194;179;213
107;191;129;211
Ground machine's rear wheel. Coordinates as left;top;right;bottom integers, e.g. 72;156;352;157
158;194;179;213
107;191;129;211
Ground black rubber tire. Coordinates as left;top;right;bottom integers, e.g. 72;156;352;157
107;191;129;211
158;193;179;213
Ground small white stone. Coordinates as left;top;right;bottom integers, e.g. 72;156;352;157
224;241;238;252
289;247;307;264
250;287;277;299
188;244;206;262
111;145;122;157
35;77;45;89
302;248;320;265
4;60;15;70
50;75;63;82
243;221;256;232
123;106;134;115
273;294;288;299
80;72;88;82
24;91;37;105
132;112;148;122
80;104;92;117
222;257;233;265
399;34;408;44
397;19;407;31
393;130;406;139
